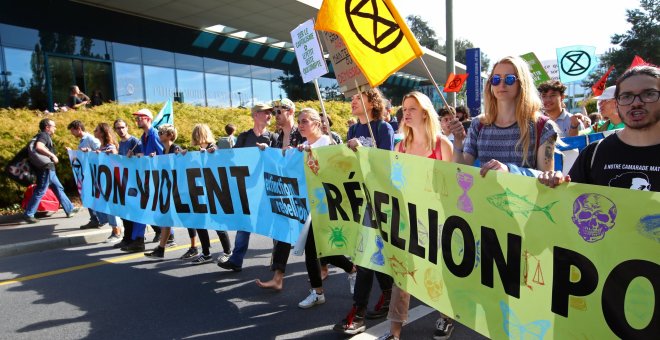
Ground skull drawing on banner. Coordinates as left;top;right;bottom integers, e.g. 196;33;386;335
424;267;444;302
572;193;617;242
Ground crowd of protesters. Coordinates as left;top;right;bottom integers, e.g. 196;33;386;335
21;59;659;340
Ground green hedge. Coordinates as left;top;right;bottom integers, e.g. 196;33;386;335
0;101;352;208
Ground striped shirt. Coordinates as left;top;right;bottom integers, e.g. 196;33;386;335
464;118;558;168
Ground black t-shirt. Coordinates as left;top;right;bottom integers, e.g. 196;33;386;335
34;131;55;170
68;95;83;108
568;133;660;192
235;129;278;149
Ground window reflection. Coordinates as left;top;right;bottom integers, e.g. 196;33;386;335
230;76;251;108
205;73;230;107
3;47;36;108
175;53;203;71
176;69;205;106
115;62;144;104
0;24;39;49
113;43;141;63
144;65;175;104
252;79;272;104
142;47;174;67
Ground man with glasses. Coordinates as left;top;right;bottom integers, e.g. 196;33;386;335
273;98;304;149
111;118;145;250
119;109;172;252
218;103;278;272
23;119;79;223
539;65;660;192
538;80;584;137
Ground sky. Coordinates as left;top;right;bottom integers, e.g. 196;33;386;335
393;0;640;65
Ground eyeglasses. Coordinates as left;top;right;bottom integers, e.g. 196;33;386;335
615;90;659;106
490;74;517;86
274;109;285;115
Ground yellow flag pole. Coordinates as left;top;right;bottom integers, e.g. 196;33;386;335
418;56;451;110
313;78;336;145
355;79;377;148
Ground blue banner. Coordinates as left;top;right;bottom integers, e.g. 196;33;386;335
556;45;597;84
68;148;309;244
465;48;481;117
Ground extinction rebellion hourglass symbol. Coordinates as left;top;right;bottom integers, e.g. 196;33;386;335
456;170;474;213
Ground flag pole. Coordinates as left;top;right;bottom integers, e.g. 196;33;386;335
418;56;451;110
355;79;377;148
313;78;336;145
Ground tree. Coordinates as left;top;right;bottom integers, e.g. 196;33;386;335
584;0;659;88
453;38;491;73
278;63;316;101
406;15;443;53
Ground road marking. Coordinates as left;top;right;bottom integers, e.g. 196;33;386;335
0;241;218;286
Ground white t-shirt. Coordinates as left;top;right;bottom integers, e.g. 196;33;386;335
303;135;332;149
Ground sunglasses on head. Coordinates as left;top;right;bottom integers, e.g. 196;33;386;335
490;74;517;86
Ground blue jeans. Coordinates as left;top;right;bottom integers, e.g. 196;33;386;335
96;211;118;227
25;168;74;218
228;231;250;266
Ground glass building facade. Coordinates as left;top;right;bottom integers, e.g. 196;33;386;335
0;0;418;111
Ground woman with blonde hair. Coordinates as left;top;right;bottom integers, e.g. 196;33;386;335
450;56;559;176
377;92;454;340
185;123;233;265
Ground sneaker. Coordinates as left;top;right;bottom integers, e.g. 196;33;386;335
165;234;176;248
22;215;39;224
333;306;366;334
179;247;199;260
348;270;357;295
121;238;145;252
151;233;161;243
80;221;102;229
433;317;454;340
298;289;326;309
105;234;122;244
144;246;165;259
376;332;399;340
217;258;242;272
218;252;232;264
366;292;390;319
66;207;80;218
190;254;212;265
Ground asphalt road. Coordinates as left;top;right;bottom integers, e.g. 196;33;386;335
0;229;487;340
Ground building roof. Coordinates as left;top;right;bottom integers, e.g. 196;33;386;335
74;0;466;83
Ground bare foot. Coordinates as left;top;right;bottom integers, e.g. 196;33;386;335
255;279;283;291
321;265;329;281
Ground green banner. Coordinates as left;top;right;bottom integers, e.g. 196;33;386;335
305;145;659;339
521;52;551;87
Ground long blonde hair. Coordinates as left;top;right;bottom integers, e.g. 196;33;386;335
482;56;543;166
191;124;215;146
400;91;441;152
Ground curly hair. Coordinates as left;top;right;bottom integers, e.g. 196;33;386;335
95;123;117;148
537;80;567;95
359;88;387;120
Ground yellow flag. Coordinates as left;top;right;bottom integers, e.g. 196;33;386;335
315;0;424;87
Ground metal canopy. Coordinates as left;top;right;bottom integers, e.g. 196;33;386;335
73;0;466;83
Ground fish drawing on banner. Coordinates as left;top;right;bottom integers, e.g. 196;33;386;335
487;189;558;223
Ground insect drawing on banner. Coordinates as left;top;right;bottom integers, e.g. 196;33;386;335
370;235;385;266
456;169;474;213
499;301;551;339
416;218;429;246
454;233;481;268
487;188;558;223
388;255;418;284
313;188;328;214
327;226;348;249
424;267;443;302
306;151;320;175
390;160;406;190
572;193;617;242
522;250;545;291
636;214;659;243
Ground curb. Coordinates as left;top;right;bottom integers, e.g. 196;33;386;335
0;229;109;259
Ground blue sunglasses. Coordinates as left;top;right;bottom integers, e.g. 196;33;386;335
490;74;517;86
